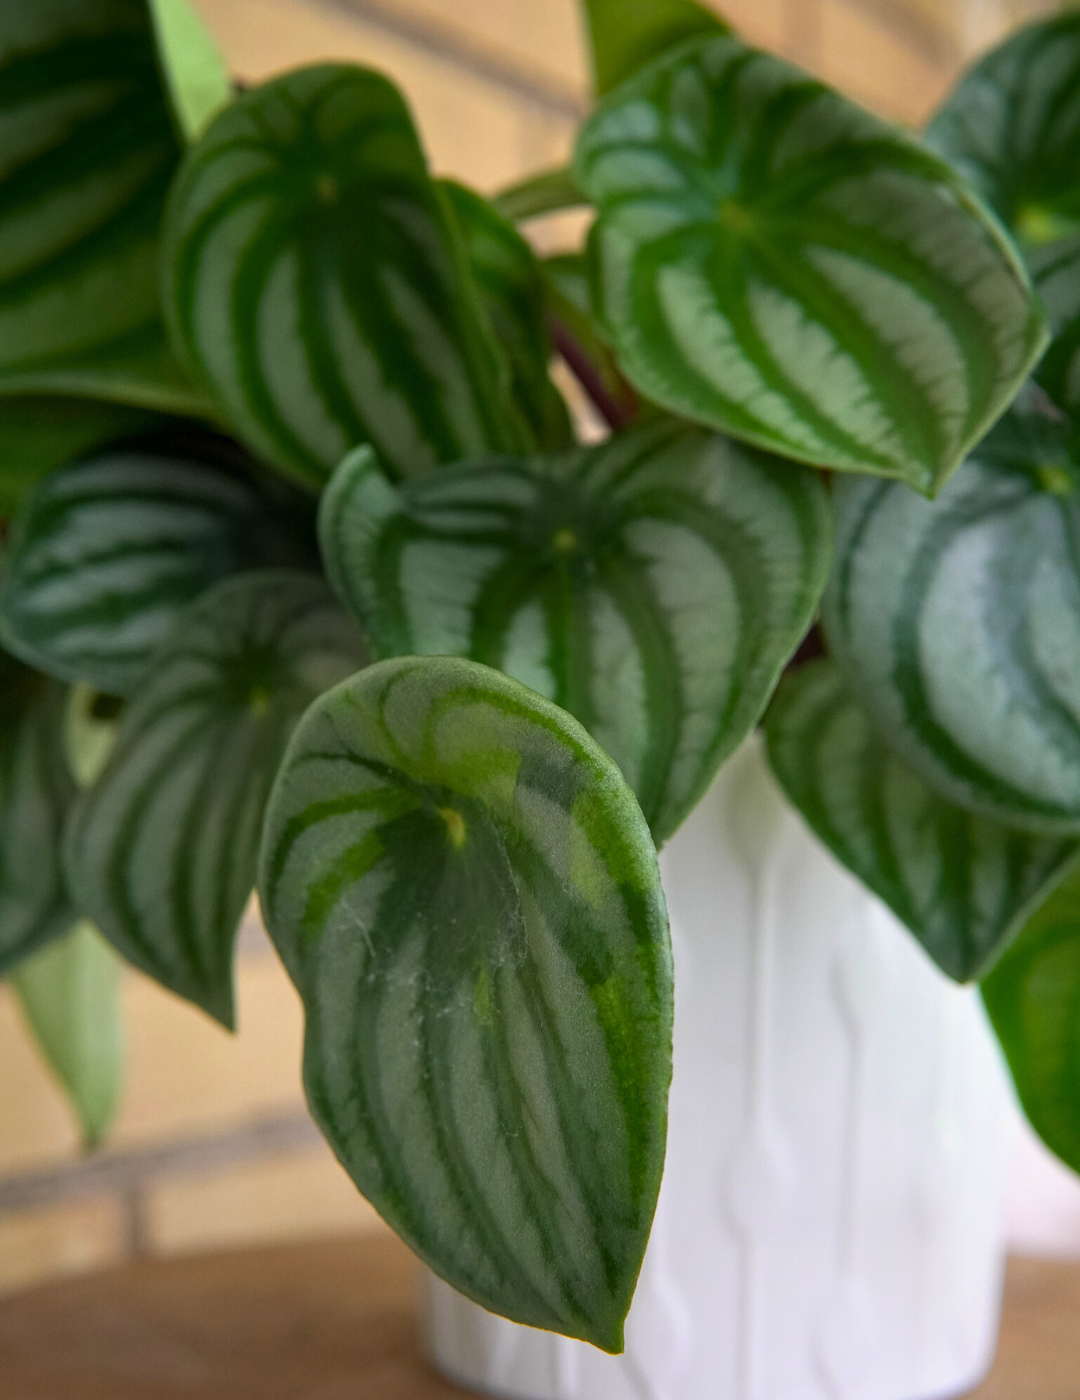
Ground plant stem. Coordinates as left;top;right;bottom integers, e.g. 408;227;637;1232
496;165;589;223
547;312;639;433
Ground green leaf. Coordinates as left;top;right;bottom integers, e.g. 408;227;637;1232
0;426;318;696
581;0;729;97
258;654;672;1351
442;180;572;452
823;404;1080;834
0;0;206;416
0;396;157;517
0;658;76;978
926;14;1080;242
574;36;1047;496
319;420;831;844
765;659;1077;982
495;166;588;225
1029;234;1080;415
12;919;125;1150
163;64;527;490
983;858;1080;1174
63;571;368;1027
147;0;232;142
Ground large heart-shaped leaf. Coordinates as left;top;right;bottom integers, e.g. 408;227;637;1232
574;36;1047;496
258;654;672;1351
163;64;526;490
0;658;76;978
0;397;157;517
581;0;729;97
983;858;1080;1174
147;0;232;143
442;180;572;453
0;426;318;696
63;571;367;1026
12;919;125;1150
0;0;206;416
823;404;1080;833
319;420;830;844
765;659;1077;982
926;14;1080;240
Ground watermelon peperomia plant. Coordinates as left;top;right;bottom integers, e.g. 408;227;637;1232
4;0;1080;1353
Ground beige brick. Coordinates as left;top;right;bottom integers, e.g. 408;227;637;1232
0;987;81;1175
145;1147;388;1255
820;0;954;123
193;0;576;192
0;1198;126;1297
109;938;306;1150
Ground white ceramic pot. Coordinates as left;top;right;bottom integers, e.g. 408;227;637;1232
422;737;1012;1400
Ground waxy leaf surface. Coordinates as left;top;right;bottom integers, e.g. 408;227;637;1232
0;659;76;977
927;14;1080;239
983;860;1080;1174
575;36;1047;495
823;408;1080;833
164;65;525;489
148;0;232;142
13;920;125;1150
0;0;204;415
63;572;367;1026
581;0;728;97
765;659;1077;982
0;429;317;695
319;420;831;844
259;655;672;1351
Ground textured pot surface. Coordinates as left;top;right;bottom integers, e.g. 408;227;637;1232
422;737;1012;1400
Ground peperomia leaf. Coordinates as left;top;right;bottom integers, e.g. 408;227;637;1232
63;571;367;1027
163;65;526;490
0;427;318;696
574;36;1047;496
442;180;572;452
12;920;125;1150
258;654;672;1351
0;659;76;978
147;0;232;143
0;397;158;518
983;858;1080;1175
1029;234;1080;415
823;405;1080;834
319;420;831;844
0;0;206;416
926;14;1080;241
581;0;729;97
765;659;1077;982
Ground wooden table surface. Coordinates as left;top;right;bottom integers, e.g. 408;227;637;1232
0;1233;1077;1399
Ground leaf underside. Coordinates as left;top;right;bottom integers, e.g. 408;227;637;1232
163;64;526;489
258;654;673;1352
574;36;1047;495
319;419;831;845
765;659;1077;982
63;571;368;1026
823;411;1080;834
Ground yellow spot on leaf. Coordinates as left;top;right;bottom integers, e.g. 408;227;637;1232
719;200;753;236
250;687;271;718
1039;464;1075;497
553;528;578;554
440;806;467;849
315;174;339;204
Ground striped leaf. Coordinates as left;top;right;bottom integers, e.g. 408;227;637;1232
0;426;319;696
823;405;1080;834
0;0;207;416
148;0;232;143
983;858;1080;1175
0;396;157;517
318;420;831;844
63;572;367;1026
1029;234;1080;415
574;36;1047;496
765;659;1077;982
926;14;1080;241
443;180;572;452
12;920;125;1150
258;654;672;1350
163;64;526;490
0;657;76;978
582;0;729;96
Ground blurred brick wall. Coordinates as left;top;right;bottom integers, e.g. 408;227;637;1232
0;0;1063;1297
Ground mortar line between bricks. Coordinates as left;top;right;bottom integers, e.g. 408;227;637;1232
0;1112;324;1215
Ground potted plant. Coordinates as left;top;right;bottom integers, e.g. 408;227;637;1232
2;1;1080;1397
